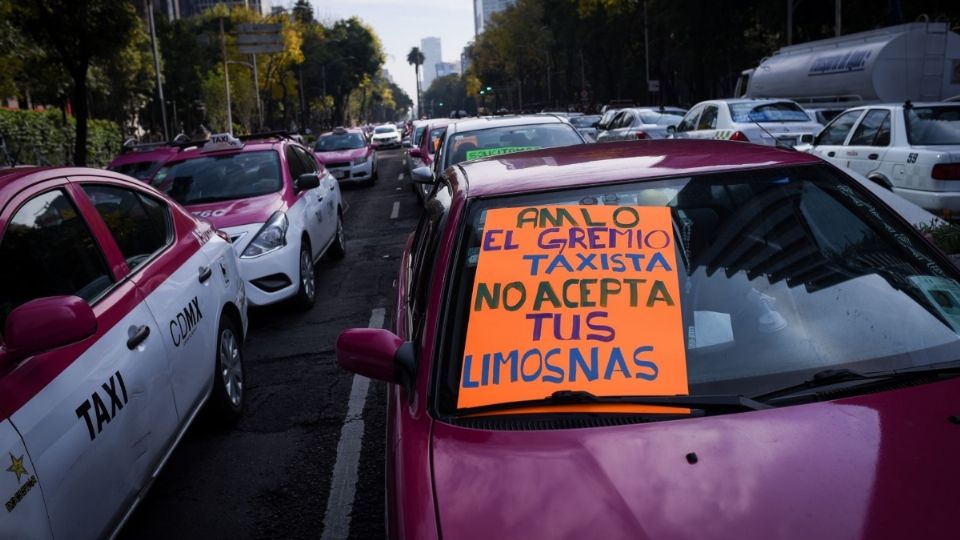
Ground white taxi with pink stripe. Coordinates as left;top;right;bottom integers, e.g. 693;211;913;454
671;98;823;147
0;166;248;539
149;133;345;310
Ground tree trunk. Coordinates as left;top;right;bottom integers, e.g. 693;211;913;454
72;65;89;166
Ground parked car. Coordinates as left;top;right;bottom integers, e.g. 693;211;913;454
107;140;185;182
808;102;960;215
337;139;960;540
568;114;602;141
371;125;402;149
672;99;823;148
314;127;378;185
149;132;344;310
596;108;684;142
0;166;247;539
407;118;458;202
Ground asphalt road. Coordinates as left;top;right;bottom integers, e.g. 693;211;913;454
120;149;419;539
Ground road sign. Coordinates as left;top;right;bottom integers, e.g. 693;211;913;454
237;23;283;54
648;80;660;92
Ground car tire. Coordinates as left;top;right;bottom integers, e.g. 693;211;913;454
326;211;346;261
293;240;317;310
210;316;244;423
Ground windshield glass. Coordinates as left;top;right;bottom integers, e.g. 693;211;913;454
730;102;811;123
374;126;396;134
444;124;583;167
569;115;601;128
109;160;164;181
436;164;960;416
414;126;426;146
315;133;365;151
905;106;960;145
151;150;282;205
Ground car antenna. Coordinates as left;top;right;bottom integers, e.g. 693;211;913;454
752;120;795;151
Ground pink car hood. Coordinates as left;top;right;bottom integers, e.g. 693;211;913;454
432;378;960;540
315;147;367;164
182;191;286;229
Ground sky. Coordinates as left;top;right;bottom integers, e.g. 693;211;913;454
292;0;476;106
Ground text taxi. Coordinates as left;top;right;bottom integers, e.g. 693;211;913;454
0;166;248;539
150;133;345;310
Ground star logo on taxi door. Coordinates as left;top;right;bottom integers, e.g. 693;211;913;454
6;453;27;484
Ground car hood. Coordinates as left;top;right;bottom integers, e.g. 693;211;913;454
182;191;286;229
431;378;960;540
315;147;367;163
373;132;399;139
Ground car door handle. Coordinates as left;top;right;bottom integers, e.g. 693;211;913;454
318;196;324;202
868;153;879;160
827;151;836;157
127;325;150;350
199;265;212;283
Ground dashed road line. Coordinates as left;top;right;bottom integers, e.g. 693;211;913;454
320;307;385;540
396;172;405;182
390;201;400;220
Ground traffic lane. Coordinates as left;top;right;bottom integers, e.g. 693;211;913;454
119;149;417;539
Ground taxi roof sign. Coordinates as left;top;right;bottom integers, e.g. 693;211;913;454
202;133;244;152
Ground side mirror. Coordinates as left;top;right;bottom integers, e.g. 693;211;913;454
336;328;412;383
295;172;320;191
1;296;96;367
410;166;434;185
409;147;422;159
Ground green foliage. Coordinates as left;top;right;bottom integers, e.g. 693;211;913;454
0;108;120;167
423;74;470;118
917;220;960;256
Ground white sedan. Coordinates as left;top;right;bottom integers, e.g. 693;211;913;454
596;108;684;142
371;125;402;149
672;98;823;147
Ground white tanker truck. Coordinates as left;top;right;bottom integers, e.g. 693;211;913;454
734;22;960;122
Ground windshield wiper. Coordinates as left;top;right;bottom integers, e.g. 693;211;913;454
455;389;771;417
754;362;960;404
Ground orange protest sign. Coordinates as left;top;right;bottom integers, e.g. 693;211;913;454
458;205;688;410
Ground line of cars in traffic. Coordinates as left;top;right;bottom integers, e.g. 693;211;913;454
0;126;385;538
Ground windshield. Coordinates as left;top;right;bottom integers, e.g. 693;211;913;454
315;133;365;151
374;126;396;134
109;160;164;181
905;106;960;145
444;124;583;167
436;164;960;417
569;115;601;128
730;102;811;123
414;126;426;146
151;150;282;206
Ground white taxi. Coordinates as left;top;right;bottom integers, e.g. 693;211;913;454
0;166;248;539
671;98;823;147
149;133;345;310
808;102;960;214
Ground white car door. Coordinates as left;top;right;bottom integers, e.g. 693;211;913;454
0;421;52;538
810;109;865;166
673;104;704;139
294;145;337;253
694;104;721;140
0;186;178;540
843;109;893;178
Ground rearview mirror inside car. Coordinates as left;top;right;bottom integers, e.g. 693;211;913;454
1;296;96;368
410;166;434;185
295;172;321;191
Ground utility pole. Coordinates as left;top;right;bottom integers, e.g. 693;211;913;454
787;0;793;45
146;0;168;140
835;0;842;37
299;64;307;132
252;54;262;130
220;17;232;133
644;0;650;100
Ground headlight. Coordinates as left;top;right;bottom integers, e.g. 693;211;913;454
352;154;369;166
241;211;288;258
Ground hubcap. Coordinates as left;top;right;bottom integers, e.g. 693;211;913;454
219;328;243;407
301;249;315;301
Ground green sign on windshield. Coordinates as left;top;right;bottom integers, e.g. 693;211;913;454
465;146;542;160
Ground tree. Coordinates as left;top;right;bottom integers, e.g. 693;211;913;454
422;74;467;118
292;0;314;25
407;47;425;118
11;0;139;165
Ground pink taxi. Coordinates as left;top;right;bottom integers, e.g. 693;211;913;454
149;133;345;310
313;127;378;185
337;140;960;539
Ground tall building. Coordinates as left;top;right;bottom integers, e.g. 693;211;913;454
461;44;473;74
435;62;456;79
473;0;515;36
420;37;442;91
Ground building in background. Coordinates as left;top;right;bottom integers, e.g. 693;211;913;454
420;36;442;90
435;62;456;78
473;0;515;36
461;44;473;73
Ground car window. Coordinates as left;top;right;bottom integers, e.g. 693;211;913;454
408;193;449;340
729;101;810;123
286;146;308;180
615;112;632;129
905;105;960;145
698;106;719;130
436;164;960;416
815;110;863;146
444;124;583;167
677;106;702;132
315;133;365;151
848;110;891;147
152;150;283;205
0;189;113;330
292;145;318;174
428;127;445;156
82;185;172;272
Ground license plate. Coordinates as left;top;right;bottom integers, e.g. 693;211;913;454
333;170;347;179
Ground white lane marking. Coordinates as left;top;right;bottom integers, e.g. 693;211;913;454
390;201;400;220
397;172;405;182
321;307;385;540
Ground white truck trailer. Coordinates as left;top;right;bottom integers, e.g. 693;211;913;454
735;22;960;121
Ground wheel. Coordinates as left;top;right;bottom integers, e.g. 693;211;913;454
326;212;346;260
211;317;244;422
293;240;317;310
